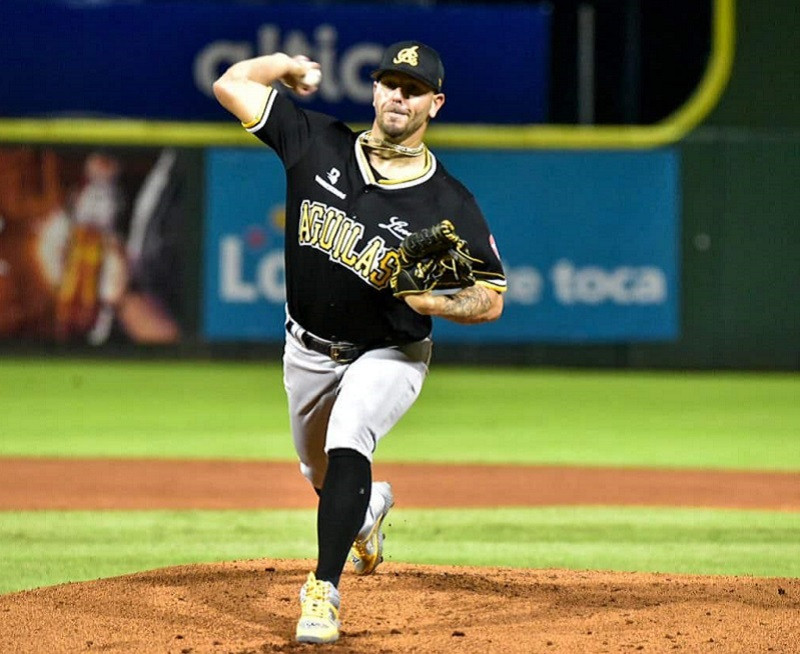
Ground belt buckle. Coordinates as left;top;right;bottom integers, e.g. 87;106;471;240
329;343;351;363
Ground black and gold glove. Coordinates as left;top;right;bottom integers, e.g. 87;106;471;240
390;220;478;297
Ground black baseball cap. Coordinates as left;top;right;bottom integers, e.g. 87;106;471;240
371;41;445;93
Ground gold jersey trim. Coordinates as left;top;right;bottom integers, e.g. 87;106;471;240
475;277;508;293
478;283;507;294
354;133;437;189
243;88;277;133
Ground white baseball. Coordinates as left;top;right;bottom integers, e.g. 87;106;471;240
301;68;322;87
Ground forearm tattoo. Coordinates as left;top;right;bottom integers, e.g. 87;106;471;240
440;285;495;322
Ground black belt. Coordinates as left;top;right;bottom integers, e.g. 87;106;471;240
300;332;367;363
287;321;369;363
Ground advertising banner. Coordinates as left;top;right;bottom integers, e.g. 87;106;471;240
0;146;191;345
1;1;550;124
434;150;680;343
203;148;679;344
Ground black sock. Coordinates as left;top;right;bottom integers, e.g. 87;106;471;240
314;448;372;587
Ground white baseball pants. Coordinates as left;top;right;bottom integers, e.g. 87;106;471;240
283;321;431;489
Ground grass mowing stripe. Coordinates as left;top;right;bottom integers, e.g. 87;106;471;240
389;507;800;578
1;359;295;460
1;507;798;594
387;368;800;469
0;510;316;594
1;359;799;470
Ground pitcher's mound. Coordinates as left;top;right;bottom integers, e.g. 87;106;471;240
1;559;797;653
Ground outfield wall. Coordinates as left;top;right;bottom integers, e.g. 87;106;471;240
628;0;800;370
0;1;797;370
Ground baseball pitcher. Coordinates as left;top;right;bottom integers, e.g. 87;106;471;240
214;40;506;644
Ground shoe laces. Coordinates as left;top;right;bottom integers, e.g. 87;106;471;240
353;536;371;557
307;580;331;601
302;578;338;616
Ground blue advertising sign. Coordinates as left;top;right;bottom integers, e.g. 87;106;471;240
1;1;550;124
434;150;680;343
204;148;679;344
204;149;288;341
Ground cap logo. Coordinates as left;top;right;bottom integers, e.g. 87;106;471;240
392;45;419;67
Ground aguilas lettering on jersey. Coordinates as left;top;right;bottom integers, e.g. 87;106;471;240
298;200;400;289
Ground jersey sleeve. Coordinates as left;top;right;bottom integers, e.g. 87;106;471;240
242;87;337;168
452;196;507;293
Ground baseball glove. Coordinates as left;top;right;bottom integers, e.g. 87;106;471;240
390;220;478;297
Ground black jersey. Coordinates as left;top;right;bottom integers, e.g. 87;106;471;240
244;88;506;345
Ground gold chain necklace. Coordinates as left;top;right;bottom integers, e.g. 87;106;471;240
358;131;426;158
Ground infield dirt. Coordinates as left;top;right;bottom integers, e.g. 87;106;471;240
1;459;798;653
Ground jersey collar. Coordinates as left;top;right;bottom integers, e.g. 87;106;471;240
355;131;437;189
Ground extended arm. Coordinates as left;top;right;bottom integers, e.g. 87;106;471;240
403;285;503;324
212;53;320;123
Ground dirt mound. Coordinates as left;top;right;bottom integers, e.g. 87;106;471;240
2;459;798;651
1;559;797;653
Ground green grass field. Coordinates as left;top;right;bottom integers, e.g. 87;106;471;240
1;358;798;594
3;358;798;468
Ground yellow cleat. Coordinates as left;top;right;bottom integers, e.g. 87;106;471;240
350;481;394;575
295;572;341;644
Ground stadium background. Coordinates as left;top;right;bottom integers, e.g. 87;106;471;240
0;1;798;652
1;0;796;370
